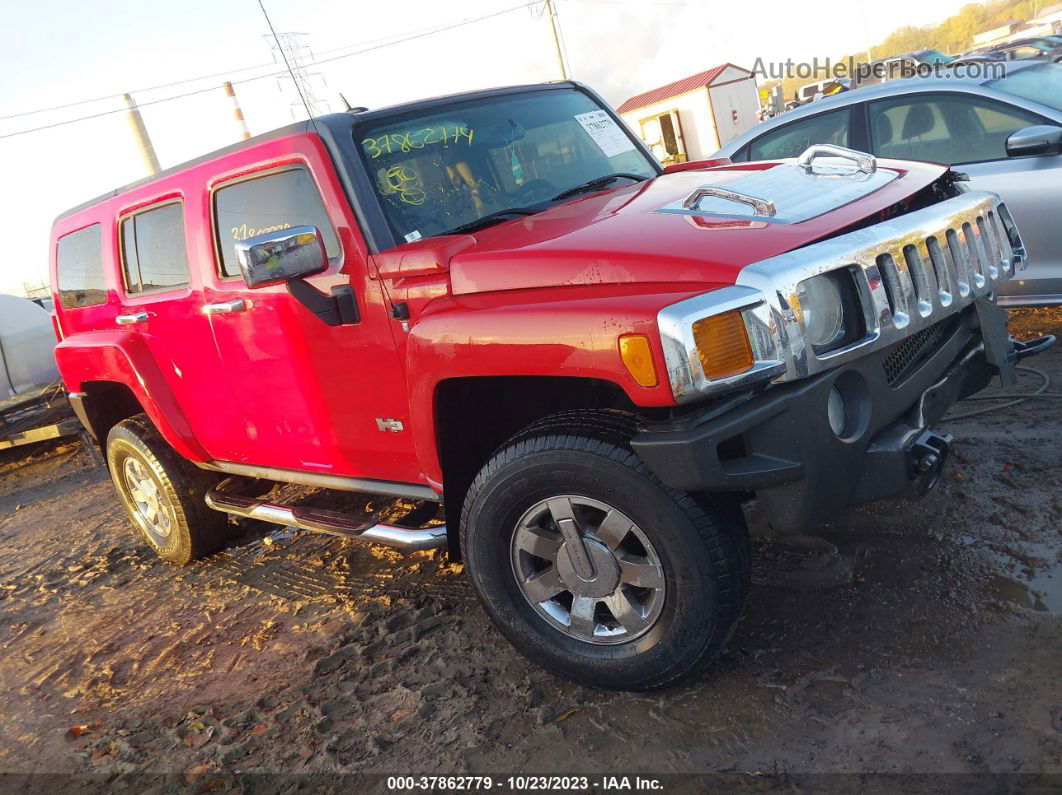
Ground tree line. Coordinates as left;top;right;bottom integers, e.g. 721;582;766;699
763;0;1042;100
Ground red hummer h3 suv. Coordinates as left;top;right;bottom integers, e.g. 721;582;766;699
50;82;1048;690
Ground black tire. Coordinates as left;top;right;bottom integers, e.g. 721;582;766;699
106;414;230;565
460;409;750;691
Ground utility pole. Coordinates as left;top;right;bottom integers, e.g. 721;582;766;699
544;0;570;80
224;81;252;141
123;93;160;175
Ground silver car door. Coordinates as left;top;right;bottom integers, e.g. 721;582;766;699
963;153;1062;305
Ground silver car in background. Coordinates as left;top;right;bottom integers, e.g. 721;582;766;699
715;62;1062;305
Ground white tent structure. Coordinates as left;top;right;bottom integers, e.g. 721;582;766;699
0;295;59;400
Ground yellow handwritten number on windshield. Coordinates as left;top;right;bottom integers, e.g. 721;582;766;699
362;126;474;159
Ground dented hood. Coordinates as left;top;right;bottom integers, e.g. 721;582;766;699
429;158;948;295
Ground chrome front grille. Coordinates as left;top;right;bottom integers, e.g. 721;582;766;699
734;191;1023;384
657;191;1024;403
874;205;1014;331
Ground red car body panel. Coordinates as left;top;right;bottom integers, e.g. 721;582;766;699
51;120;947;496
53;132;421;484
447;160;946;296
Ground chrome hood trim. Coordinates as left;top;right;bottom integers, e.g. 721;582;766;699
655;160;900;224
658;191;1024;402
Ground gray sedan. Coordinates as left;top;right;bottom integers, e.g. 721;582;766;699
715;62;1062;305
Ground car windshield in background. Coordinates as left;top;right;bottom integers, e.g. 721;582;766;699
988;63;1062;112
356;88;657;243
917;50;953;65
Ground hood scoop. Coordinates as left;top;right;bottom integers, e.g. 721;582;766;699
655;145;899;225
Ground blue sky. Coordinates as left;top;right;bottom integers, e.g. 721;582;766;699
0;0;969;295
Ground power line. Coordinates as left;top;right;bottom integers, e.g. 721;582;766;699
0;2;534;132
0;83;230;139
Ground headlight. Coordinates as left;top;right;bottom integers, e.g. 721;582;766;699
795;270;860;354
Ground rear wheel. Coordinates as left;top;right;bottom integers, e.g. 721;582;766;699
106;414;230;564
460;410;749;690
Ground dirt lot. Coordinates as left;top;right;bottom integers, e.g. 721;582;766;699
0;310;1059;791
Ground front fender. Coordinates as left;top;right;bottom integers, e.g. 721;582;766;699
54;331;209;462
404;286;708;484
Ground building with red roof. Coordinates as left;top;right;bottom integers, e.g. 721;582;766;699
617;63;760;163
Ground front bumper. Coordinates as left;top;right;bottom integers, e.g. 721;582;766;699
631;304;1032;532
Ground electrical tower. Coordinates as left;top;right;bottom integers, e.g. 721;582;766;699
266;32;330;119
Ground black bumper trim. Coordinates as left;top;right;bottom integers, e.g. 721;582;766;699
631;308;997;532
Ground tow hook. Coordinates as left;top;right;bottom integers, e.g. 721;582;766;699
909;430;953;496
1012;334;1055;361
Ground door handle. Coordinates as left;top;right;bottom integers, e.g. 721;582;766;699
115;311;149;325
202;299;248;315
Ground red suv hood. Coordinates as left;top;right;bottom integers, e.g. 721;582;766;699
428;159;948;295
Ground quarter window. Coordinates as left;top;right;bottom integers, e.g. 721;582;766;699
56;224;105;309
747;109;851;161
120;202;191;294
213;168;340;278
868;95;1044;164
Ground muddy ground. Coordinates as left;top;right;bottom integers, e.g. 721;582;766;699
0;310;1059;792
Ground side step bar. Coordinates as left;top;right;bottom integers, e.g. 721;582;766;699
204;480;447;551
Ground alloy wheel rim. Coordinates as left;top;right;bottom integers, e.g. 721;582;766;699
122;456;172;541
510;495;665;645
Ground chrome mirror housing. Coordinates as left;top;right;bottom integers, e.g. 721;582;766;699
236;225;327;289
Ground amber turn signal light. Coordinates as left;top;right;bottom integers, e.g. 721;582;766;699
619;334;658;387
692;310;755;380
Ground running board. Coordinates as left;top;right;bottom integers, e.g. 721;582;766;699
204;481;447;551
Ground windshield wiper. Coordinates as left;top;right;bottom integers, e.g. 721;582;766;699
550;173;648;203
445;207;539;235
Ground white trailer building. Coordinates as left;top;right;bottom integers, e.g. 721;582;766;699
618;64;760;164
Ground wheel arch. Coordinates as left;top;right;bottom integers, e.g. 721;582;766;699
56;333;210;463
433;375;665;560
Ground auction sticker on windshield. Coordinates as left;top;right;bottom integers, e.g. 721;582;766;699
575;110;635;158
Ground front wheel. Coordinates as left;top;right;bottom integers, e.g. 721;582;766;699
460;411;749;691
106;414;231;565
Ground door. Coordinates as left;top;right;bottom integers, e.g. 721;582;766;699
866;92;1062;303
203;151;421;485
115;199;243;460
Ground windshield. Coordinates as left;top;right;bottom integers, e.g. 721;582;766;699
917;50;953;65
988;63;1062;112
355;88;657;243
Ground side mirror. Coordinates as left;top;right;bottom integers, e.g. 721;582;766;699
1006;125;1062;158
236;225;327;288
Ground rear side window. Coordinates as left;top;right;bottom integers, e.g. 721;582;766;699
748;109;851;161
56;224;105;309
120;202;191;294
213;168;340;278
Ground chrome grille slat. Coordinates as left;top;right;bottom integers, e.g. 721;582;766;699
902;244;934;317
925;236;953;307
944;228;971;297
960;222;986;288
975;216;998;281
876;253;911;328
988;210;1012;275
